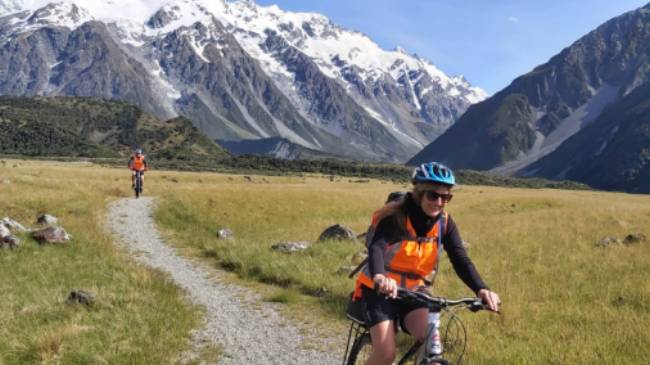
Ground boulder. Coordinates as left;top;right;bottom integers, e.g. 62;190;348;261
1;217;27;232
271;241;309;254
1;235;20;248
217;228;234;240
318;224;357;242
314;286;329;297
0;224;9;239
32;226;70;244
597;236;622;247
37;214;58;226
66;290;94;306
623;233;647;245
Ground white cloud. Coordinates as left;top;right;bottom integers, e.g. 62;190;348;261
508;16;519;23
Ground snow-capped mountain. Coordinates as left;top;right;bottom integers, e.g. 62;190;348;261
0;0;487;162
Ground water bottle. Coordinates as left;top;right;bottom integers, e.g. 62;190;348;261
426;311;443;356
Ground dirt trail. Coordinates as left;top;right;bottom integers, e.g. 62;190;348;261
106;197;340;364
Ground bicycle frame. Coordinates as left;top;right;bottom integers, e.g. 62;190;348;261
134;170;143;198
341;312;443;365
342;290;484;365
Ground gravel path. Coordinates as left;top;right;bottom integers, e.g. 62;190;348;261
106;197;340;364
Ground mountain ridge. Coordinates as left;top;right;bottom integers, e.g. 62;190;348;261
410;3;650;172
0;0;487;162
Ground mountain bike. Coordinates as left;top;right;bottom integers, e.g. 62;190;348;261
134;170;144;198
342;288;487;365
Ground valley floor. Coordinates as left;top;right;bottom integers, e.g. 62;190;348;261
1;159;649;364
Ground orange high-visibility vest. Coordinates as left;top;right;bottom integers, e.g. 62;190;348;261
131;155;146;170
354;211;447;298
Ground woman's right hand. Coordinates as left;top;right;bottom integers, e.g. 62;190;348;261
373;274;398;298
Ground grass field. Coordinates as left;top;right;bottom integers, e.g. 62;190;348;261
0;160;204;365
2;159;649;364
152;167;650;364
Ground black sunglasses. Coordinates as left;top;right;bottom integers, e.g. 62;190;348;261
425;191;453;203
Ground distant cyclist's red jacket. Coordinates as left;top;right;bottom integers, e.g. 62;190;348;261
129;155;147;171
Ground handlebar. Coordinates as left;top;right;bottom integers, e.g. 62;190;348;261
395;288;486;312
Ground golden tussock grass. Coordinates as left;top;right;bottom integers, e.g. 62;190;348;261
152;169;650;364
3;159;649;364
0;159;200;365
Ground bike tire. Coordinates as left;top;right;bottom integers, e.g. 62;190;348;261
439;310;467;364
134;172;142;199
347;333;372;365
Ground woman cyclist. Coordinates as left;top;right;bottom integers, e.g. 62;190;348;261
352;161;500;365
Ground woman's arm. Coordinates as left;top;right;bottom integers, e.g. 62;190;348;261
368;218;395;277
368;217;400;297
442;217;488;293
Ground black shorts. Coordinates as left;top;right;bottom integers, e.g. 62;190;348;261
360;285;428;330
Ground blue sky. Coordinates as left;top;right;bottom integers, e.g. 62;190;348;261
254;0;648;94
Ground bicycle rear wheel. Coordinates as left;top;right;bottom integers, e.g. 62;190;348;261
347;333;372;365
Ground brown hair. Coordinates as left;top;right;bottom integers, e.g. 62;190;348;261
373;183;453;233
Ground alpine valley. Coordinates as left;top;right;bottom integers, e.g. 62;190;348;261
0;0;487;162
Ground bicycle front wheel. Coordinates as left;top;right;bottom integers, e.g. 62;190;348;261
135;172;142;198
347;333;372;365
440;310;467;364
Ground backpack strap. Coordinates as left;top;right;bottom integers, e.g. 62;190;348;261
426;212;447;287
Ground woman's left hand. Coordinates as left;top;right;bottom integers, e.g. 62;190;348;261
478;289;501;313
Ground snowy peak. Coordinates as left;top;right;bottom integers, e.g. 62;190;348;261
0;0;487;103
26;2;91;27
1;1;93;35
146;0;213;31
217;0;487;103
0;0;23;16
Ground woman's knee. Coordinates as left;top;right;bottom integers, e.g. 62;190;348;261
372;344;396;363
369;321;397;364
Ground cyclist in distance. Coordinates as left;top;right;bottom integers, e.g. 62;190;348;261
352;161;500;365
128;148;148;190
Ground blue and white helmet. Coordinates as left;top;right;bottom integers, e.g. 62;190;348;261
411;162;455;186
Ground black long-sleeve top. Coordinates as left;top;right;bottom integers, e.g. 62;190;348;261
368;193;488;294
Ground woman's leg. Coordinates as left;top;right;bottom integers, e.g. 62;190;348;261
403;307;429;342
365;320;396;365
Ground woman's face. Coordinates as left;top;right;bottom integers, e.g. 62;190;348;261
419;184;452;217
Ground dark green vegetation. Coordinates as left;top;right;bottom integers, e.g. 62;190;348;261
525;82;650;193
0;96;229;161
0;96;588;190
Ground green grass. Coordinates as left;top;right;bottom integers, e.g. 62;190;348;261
153;170;650;364
0;160;201;364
